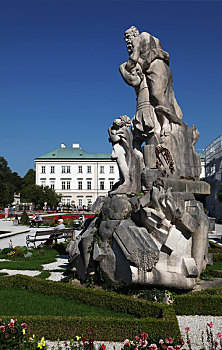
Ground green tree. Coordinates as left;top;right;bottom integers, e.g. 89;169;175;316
22;169;35;187
0;157;22;206
20;185;61;209
43;186;61;208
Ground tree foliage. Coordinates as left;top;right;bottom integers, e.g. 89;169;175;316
20;185;61;209
0;157;22;206
0;158;61;209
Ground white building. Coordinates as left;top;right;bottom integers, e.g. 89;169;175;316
34;143;119;208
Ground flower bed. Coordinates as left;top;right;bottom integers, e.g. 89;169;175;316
0;319;221;350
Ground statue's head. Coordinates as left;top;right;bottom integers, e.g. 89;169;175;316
120;115;131;127
124;26;139;54
113;116;131;129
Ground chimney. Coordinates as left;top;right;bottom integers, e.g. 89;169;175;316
72;143;80;148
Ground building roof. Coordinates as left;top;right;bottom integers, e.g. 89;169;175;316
35;146;111;160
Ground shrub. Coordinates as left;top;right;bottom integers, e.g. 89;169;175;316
0;275;180;342
174;285;222;315
20;211;30;225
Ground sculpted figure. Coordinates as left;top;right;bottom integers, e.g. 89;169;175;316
123;26;182;136
108;116;132;194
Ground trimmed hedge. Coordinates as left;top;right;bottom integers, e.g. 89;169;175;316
174;285;222;316
0;275;180;342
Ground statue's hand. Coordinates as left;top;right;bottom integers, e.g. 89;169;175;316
119;62;141;87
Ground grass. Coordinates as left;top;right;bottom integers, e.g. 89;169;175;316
0;287;134;318
207;261;222;271
37;270;51;279
0;246;60;270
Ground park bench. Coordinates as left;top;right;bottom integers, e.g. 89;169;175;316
26;228;74;248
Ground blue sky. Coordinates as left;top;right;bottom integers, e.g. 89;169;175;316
0;0;222;176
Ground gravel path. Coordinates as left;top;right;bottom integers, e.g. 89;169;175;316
177;316;222;349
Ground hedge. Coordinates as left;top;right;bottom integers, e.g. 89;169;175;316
174;285;222;316
0;275;180;342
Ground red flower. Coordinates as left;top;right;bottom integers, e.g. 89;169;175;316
141;332;148;340
207;322;213;328
101;344;106;350
185;327;190;332
179;338;184;345
89;328;93;332
0;326;5;332
21;323;27;329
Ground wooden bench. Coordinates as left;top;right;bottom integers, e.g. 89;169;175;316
26;228;74;248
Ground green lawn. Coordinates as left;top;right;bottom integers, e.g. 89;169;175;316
0;287;133;318
207;261;222;271
0;246;59;270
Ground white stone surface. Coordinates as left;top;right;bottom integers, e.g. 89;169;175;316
0;269;40;277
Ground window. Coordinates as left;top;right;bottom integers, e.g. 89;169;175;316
67;181;70;190
87;181;91;190
78;166;83;173
87;166;91;173
41;180;46;187
67;199;71;206
62;198;66;205
78;181;82;190
100;181;105;190
100;166;104;173
50;181;55;190
78;199;83;207
62;166;66;173
62;181;66;190
110;181;114;189
51;166;55;174
110;166;114;174
67;166;71;173
41;166;46;174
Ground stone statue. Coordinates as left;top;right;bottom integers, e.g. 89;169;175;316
123;26;182;137
67;26;210;291
108;115;141;194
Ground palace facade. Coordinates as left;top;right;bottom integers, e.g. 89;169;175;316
34;143;119;208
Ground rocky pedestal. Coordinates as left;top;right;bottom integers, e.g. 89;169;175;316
67;179;210;290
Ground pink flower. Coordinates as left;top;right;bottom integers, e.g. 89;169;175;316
21;323;27;329
8;321;15;328
135;336;139;341
142;340;148;348
167;347;174;350
141;332;148;340
217;332;222;339
149;344;157;350
185;327;190;332
175;346;181;350
0;326;5;332
168;338;173;344
124;339;130;346
207;322;213;328
159;340;164;344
